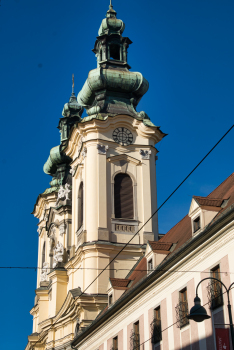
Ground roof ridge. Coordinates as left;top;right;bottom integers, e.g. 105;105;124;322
207;173;234;198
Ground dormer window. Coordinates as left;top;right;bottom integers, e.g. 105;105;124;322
193;216;200;233
109;294;113;306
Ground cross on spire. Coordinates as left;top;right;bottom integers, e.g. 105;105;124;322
72;74;74;94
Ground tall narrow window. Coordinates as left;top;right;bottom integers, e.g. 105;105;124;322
78;182;83;230
130;321;140;350
42;242;46;266
209;265;223;309
151;306;162;343
175;288;189;328
109;294;113;306
114;173;133;219
113;336;118;350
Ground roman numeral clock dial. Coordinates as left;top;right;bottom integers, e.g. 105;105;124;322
112;127;133;146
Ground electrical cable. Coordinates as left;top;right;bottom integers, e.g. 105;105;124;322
1;266;234;274
31;124;234;349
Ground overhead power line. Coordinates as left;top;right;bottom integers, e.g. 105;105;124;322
32;124;234;349
0;266;233;274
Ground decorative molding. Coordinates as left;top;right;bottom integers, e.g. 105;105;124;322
70;167;76;176
59;223;66;236
40;262;49;282
107;154;141;166
81;147;87;158
37;227;42;235
97;144;109;155
139;149;151;160
77;137;85;156
53;242;64;268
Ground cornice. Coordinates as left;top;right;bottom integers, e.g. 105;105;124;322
64;114;165;160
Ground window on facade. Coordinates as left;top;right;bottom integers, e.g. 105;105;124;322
175;288;189;328
193;216;201;233
109;294;113;306
151;306;162;344
110;44;120;60
42;242;46;266
130;321;140;350
114;173;133;219
112;336;118;350
148;259;153;273
78;182;83;230
209;265;223;310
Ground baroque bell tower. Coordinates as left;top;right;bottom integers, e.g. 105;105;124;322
27;4;165;350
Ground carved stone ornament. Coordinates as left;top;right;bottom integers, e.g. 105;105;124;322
40;262;49;282
81;147;87;158
70;167;76;176
37;227;42;235
53;242;64;268
59;223;66;236
77;137;85;155
56;183;71;206
97;144;109;155
139;149;151;160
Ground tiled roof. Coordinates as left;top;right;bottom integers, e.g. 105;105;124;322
148;241;173;252
110;278;131;288
193;196;224;207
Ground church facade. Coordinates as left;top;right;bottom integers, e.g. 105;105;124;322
26;4;234;350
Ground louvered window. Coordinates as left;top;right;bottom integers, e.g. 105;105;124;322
78;182;83;230
114;173;133;219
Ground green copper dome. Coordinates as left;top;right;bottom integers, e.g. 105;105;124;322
98;4;125;36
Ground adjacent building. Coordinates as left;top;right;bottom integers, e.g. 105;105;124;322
25;4;234;350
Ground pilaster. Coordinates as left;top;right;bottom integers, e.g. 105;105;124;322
48;268;68;317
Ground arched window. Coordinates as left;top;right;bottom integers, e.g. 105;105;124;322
114;173;133;219
42;241;46;266
78;182;83;230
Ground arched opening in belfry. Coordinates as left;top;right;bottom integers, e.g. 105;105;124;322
78;182;84;230
110;44;120;60
114;173;133;219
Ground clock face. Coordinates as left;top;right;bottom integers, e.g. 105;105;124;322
113;127;133;146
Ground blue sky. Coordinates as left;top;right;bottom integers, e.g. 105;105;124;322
0;0;234;348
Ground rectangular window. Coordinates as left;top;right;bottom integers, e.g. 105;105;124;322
210;265;223;309
131;321;140;350
175;288;189;328
193;216;201;233
113;336;118;350
109;294;113;306
148;259;153;273
151;306;162;343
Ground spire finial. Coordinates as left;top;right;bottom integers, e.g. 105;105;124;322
109;0;113;9
72;74;74;94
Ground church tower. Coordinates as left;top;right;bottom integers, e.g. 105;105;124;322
27;4;165;350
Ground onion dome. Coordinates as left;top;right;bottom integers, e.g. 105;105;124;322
78;3;150;120
98;3;125;36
